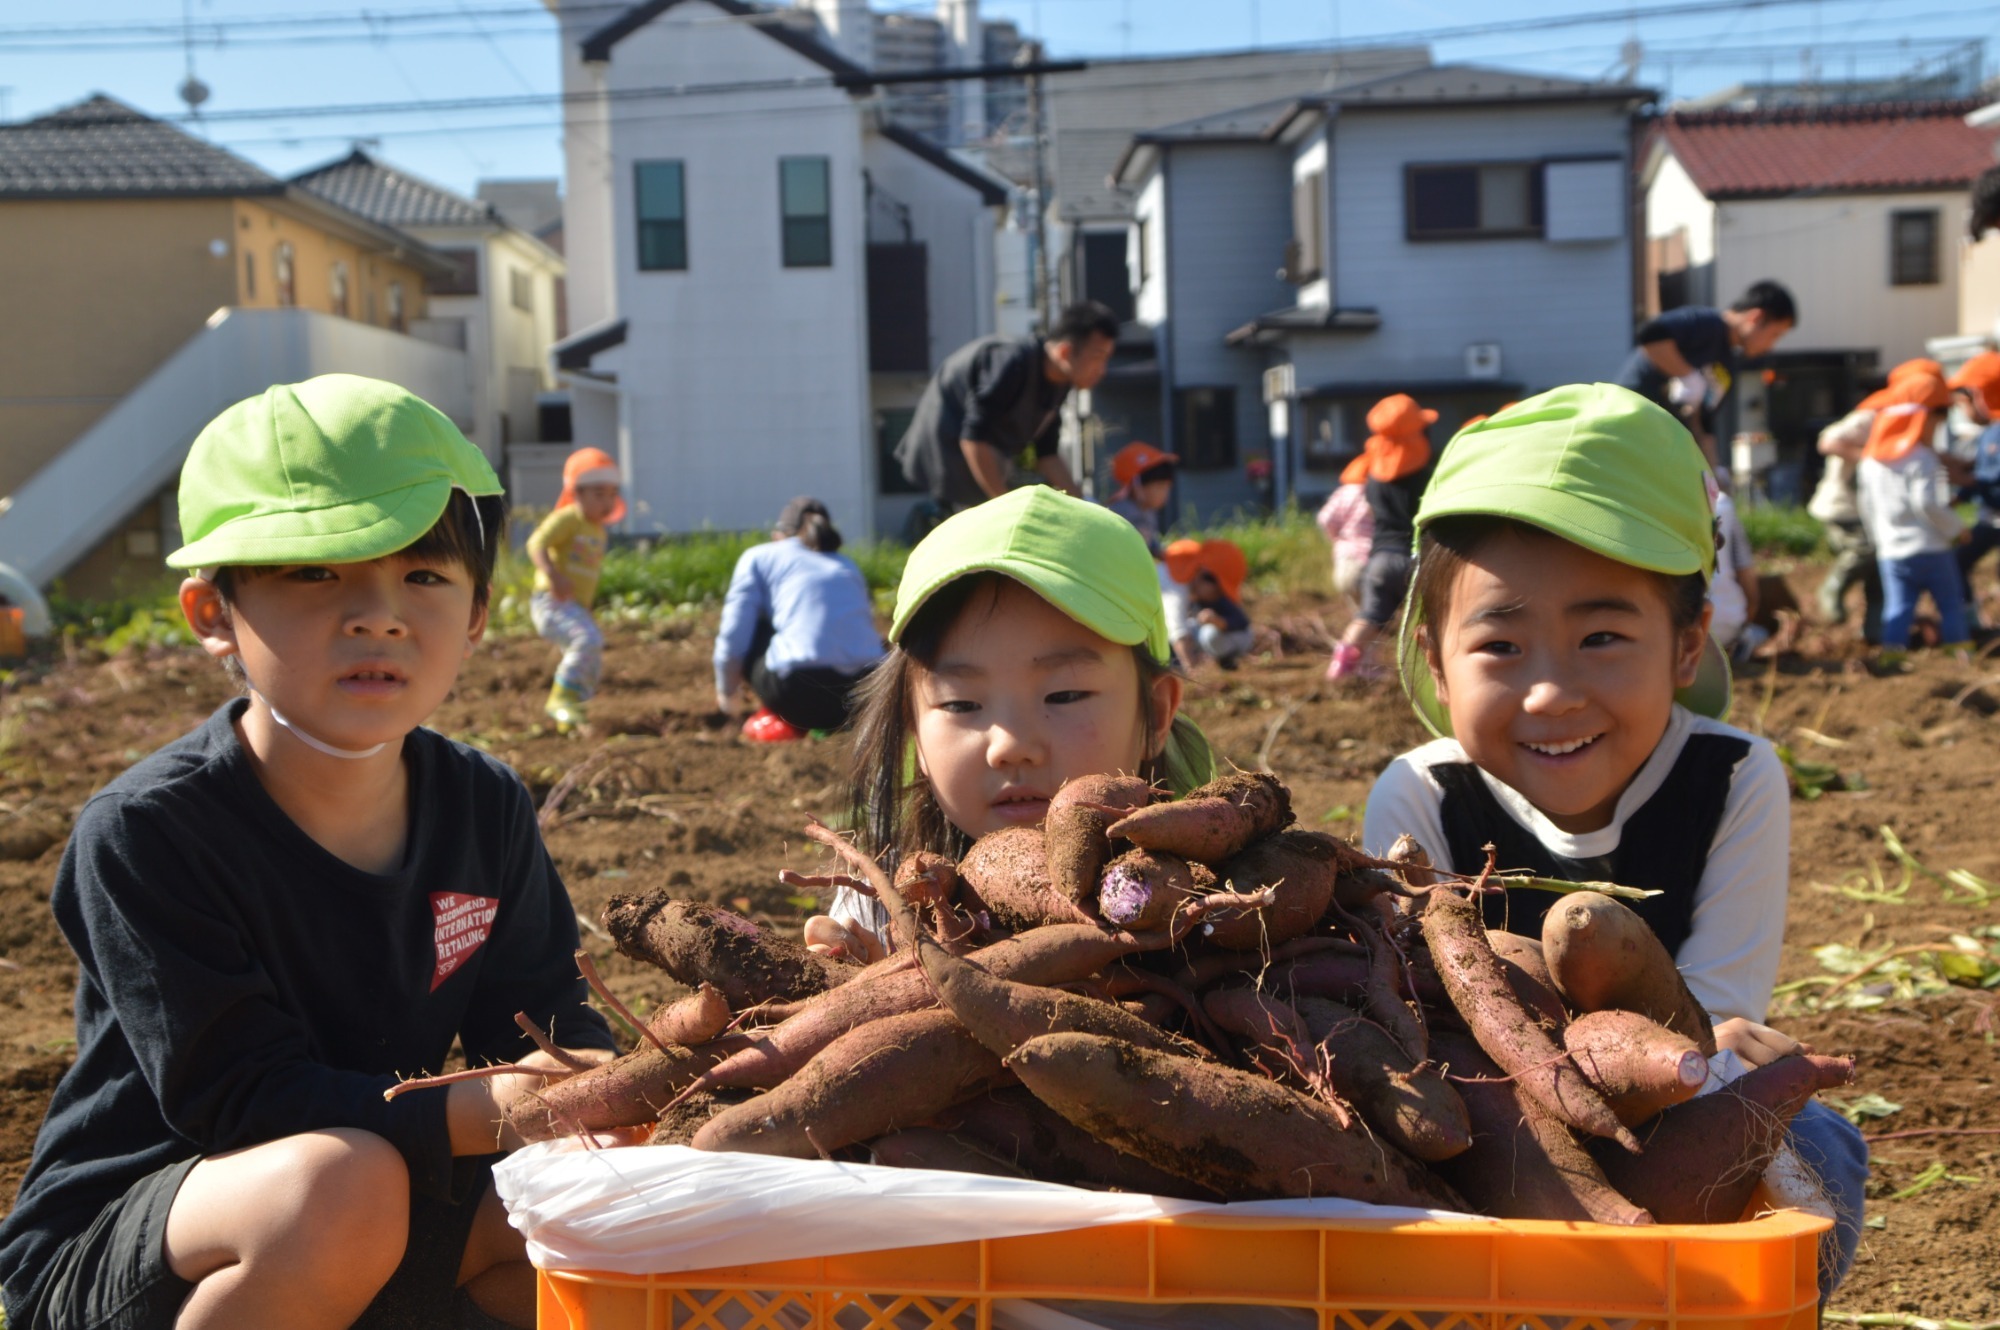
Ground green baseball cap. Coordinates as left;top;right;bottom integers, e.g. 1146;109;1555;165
167;374;502;570
893;486;1172;663
1398;382;1732;738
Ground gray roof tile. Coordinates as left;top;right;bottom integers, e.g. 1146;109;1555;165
292;150;498;229
0;94;283;199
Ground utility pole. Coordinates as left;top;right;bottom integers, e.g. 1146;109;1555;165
1024;40;1052;332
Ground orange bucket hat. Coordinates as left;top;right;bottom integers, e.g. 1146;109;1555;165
1110;441;1177;489
557;447;626;524
1863;371;1952;463
1857;358;1945;413
1163;538;1248;600
1345;394;1437;484
1949;351;2000;415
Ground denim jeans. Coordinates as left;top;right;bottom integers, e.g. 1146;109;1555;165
1879;549;1968;648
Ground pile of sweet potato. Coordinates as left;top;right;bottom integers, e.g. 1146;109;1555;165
516;772;1853;1224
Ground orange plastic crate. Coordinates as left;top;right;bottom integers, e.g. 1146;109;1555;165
535;1203;1828;1329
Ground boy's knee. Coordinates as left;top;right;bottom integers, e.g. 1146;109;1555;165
252;1130;410;1282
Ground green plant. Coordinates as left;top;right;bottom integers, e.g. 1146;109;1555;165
1736;502;1827;558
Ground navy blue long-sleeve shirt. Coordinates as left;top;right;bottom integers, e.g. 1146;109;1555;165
0;700;615;1318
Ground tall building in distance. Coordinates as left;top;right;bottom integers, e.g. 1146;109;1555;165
795;0;1026;148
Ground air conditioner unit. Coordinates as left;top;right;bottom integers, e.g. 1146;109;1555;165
1465;342;1503;380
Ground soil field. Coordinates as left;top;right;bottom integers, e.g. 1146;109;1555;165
0;569;1994;1319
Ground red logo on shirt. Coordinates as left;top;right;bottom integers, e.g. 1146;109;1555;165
431;892;500;991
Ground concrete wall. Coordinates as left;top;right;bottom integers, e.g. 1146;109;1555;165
592;0;876;539
1713;191;1965;367
1284;101;1635;393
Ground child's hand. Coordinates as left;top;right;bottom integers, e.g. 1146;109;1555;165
804;913;887;964
1713;1017;1812;1068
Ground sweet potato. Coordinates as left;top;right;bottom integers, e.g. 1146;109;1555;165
653;1087;752;1146
1384;834;1436;889
1259;952;1373;1005
914;924;1206;1062
687;923;1153;1096
1562;1009;1708;1127
647;983;733;1048
1421;889;1639;1152
692;1009;1007;1158
1046;774;1154;906
1541;891;1716;1056
1296;997;1472;1163
959;827;1099;929
866;1127;1030;1178
1105;771;1293;864
506;1038;742;1142
1429;1031;1652;1225
1005;1032;1463;1208
1486;931;1567;1028
1354;908;1428;1063
938;1086;1226;1200
1202;829;1341;949
603;894;858;1008
894;851;960;909
1589;1053;1855;1224
1097;848;1200;931
1201;987;1323;1091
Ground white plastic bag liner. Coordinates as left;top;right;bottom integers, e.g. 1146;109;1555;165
495;1141;1483;1276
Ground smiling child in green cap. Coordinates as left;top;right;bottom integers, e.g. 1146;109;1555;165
0;375;616;1330
1361;382;1865;1300
802;485;1215;959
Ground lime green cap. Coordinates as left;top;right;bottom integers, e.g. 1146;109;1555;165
893;486;1172;664
167;374;501;570
1399;382;1731;737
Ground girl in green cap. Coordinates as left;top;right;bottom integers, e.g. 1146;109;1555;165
800;485;1214;960
1361;382;1864;1299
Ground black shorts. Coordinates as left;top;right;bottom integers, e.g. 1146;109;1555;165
20;1154;501;1330
1356;548;1415;628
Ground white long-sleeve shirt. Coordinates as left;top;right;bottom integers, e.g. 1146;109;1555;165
1857;446;1963;560
1362;706;1789;1024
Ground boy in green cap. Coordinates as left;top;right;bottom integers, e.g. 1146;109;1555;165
0;375;616;1330
1361;382;1864;1299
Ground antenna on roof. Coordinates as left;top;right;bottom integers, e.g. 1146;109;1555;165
178;0;210;126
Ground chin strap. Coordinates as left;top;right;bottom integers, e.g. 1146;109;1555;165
251;689;389;760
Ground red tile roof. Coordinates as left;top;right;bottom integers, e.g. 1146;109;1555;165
1657;100;2000;199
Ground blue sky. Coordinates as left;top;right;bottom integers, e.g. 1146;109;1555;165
2;1;1989;198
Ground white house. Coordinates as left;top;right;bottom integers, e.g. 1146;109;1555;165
1111;65;1652;515
1642;99;2000;467
545;0;1011;540
294;150;567;470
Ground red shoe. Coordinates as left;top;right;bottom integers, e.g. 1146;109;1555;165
741;708;805;743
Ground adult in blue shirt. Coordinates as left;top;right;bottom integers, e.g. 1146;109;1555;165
715;497;885;742
1615;280;1796;470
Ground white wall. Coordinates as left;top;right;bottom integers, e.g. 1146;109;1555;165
861;133;998;368
1284;102;1635;393
1292;129;1331;312
1714;192;1965;366
1645;150;1717;274
555;1;617;333
594;1;876;539
1132;171;1168;327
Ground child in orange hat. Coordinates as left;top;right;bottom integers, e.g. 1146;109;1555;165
1104;442;1177;557
1326;393;1437;681
1855;370;1966;663
1164;538;1253;669
527;447;625;728
1950;350;2000;627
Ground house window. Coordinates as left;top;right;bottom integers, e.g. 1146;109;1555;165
780;156;833;268
510;267;534;312
1406;163;1544;240
636;161;687;271
387;280;406;333
1890;209;1940;286
244;251;257;300
274;242;296;307
1287;170;1324;282
428;248;481;296
329;261;350;318
1175;386;1238;470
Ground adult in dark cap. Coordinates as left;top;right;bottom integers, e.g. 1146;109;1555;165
714;497;885;741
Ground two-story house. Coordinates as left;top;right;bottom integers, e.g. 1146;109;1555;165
1112;65;1652;516
0;95;467;596
546;0;1012;540
293;150;567;471
1642;99;2000;474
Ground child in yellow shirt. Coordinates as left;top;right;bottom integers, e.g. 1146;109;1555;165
526;448;622;729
